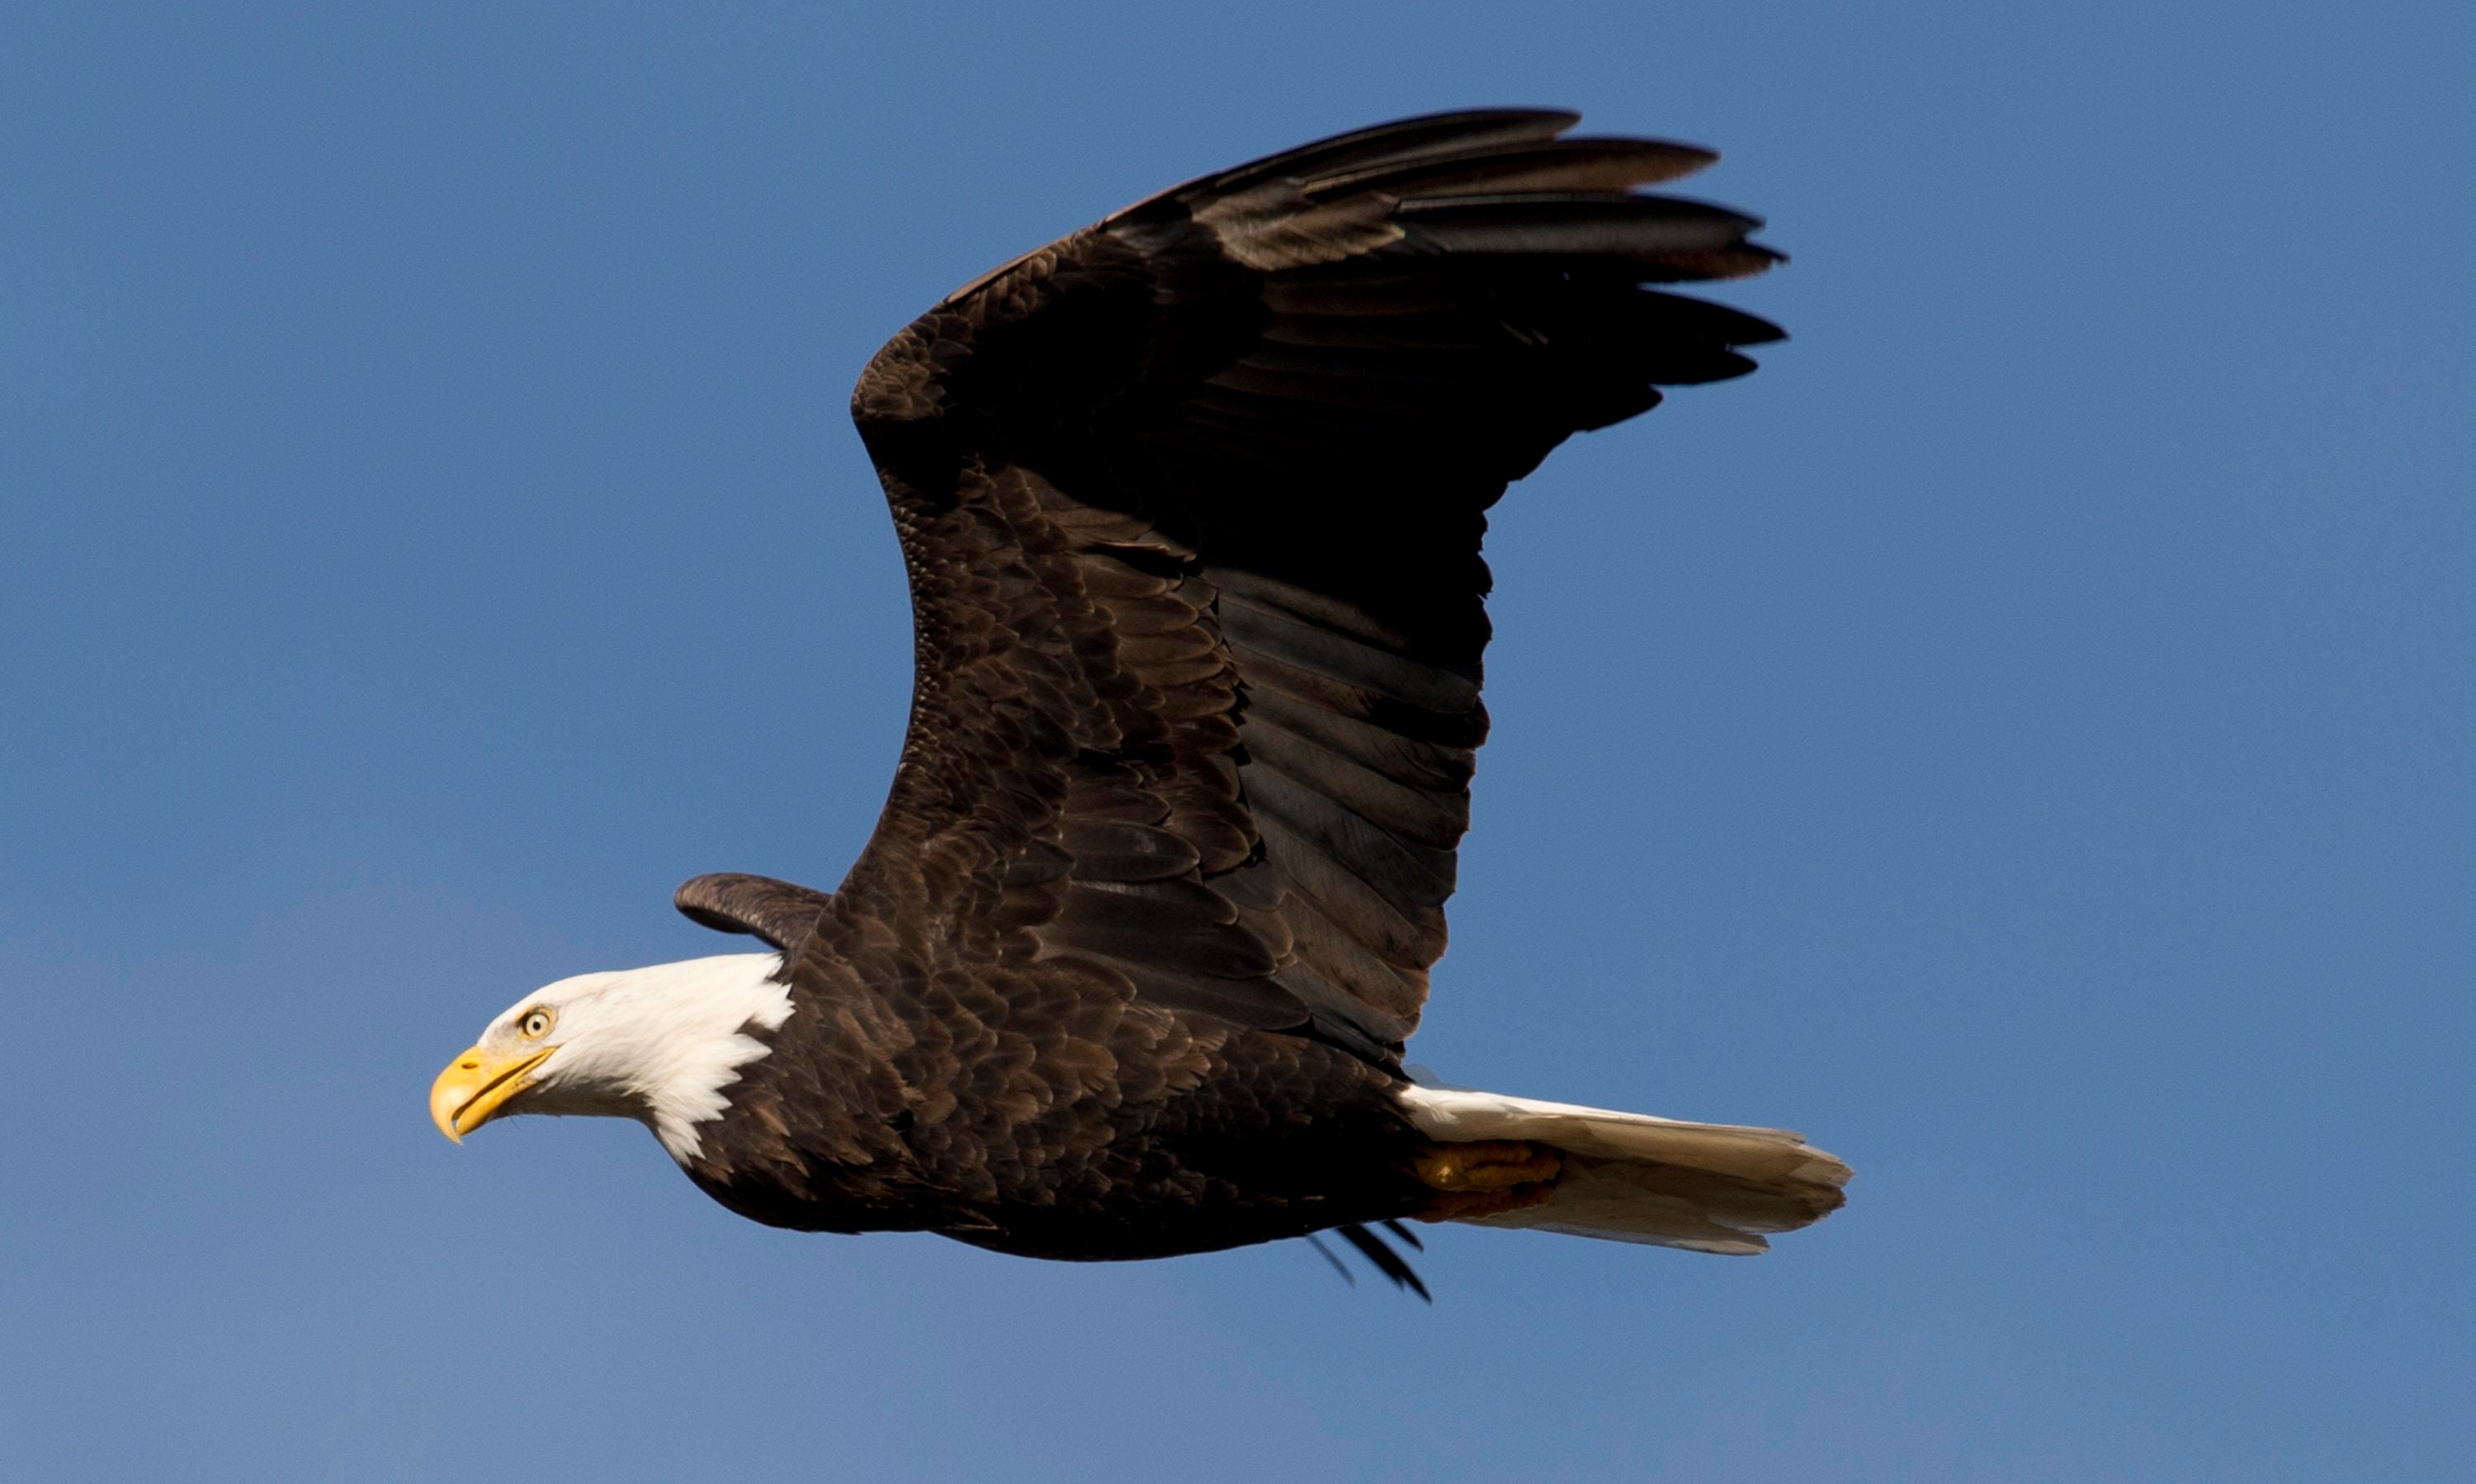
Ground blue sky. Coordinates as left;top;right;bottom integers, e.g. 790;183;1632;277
5;2;2470;1480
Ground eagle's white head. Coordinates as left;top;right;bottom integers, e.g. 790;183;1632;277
429;952;793;1161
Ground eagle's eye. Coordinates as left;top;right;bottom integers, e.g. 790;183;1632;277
518;1009;554;1039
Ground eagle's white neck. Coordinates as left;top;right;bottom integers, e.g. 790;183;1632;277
513;952;796;1163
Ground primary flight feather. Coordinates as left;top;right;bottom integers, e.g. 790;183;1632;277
430;110;1849;1294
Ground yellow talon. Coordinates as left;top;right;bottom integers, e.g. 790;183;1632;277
1411;1140;1563;1192
1412;1181;1560;1223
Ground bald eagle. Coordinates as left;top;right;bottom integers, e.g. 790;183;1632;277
431;110;1849;1294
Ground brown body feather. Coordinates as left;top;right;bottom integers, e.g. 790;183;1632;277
670;111;1781;1270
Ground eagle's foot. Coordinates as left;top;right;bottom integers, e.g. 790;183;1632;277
1410;1139;1562;1205
1411;1179;1559;1224
1412;1139;1562;1191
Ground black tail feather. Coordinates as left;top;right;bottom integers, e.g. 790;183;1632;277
1332;1222;1432;1302
1303;1233;1356;1286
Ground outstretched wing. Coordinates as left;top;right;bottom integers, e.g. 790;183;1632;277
823;110;1779;1064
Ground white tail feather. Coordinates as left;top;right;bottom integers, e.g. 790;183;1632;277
1396;1084;1851;1255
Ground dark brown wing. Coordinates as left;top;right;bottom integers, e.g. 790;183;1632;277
674;872;834;952
808;111;1780;1064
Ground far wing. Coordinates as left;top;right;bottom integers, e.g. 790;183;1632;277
674;872;834;952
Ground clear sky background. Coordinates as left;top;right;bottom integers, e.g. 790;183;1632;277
5;3;2470;1480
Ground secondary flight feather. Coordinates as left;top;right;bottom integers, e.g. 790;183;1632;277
430;110;1849;1294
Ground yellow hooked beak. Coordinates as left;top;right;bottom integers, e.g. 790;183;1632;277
429;1045;554;1143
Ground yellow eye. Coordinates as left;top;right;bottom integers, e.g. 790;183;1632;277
518;1009;554;1039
